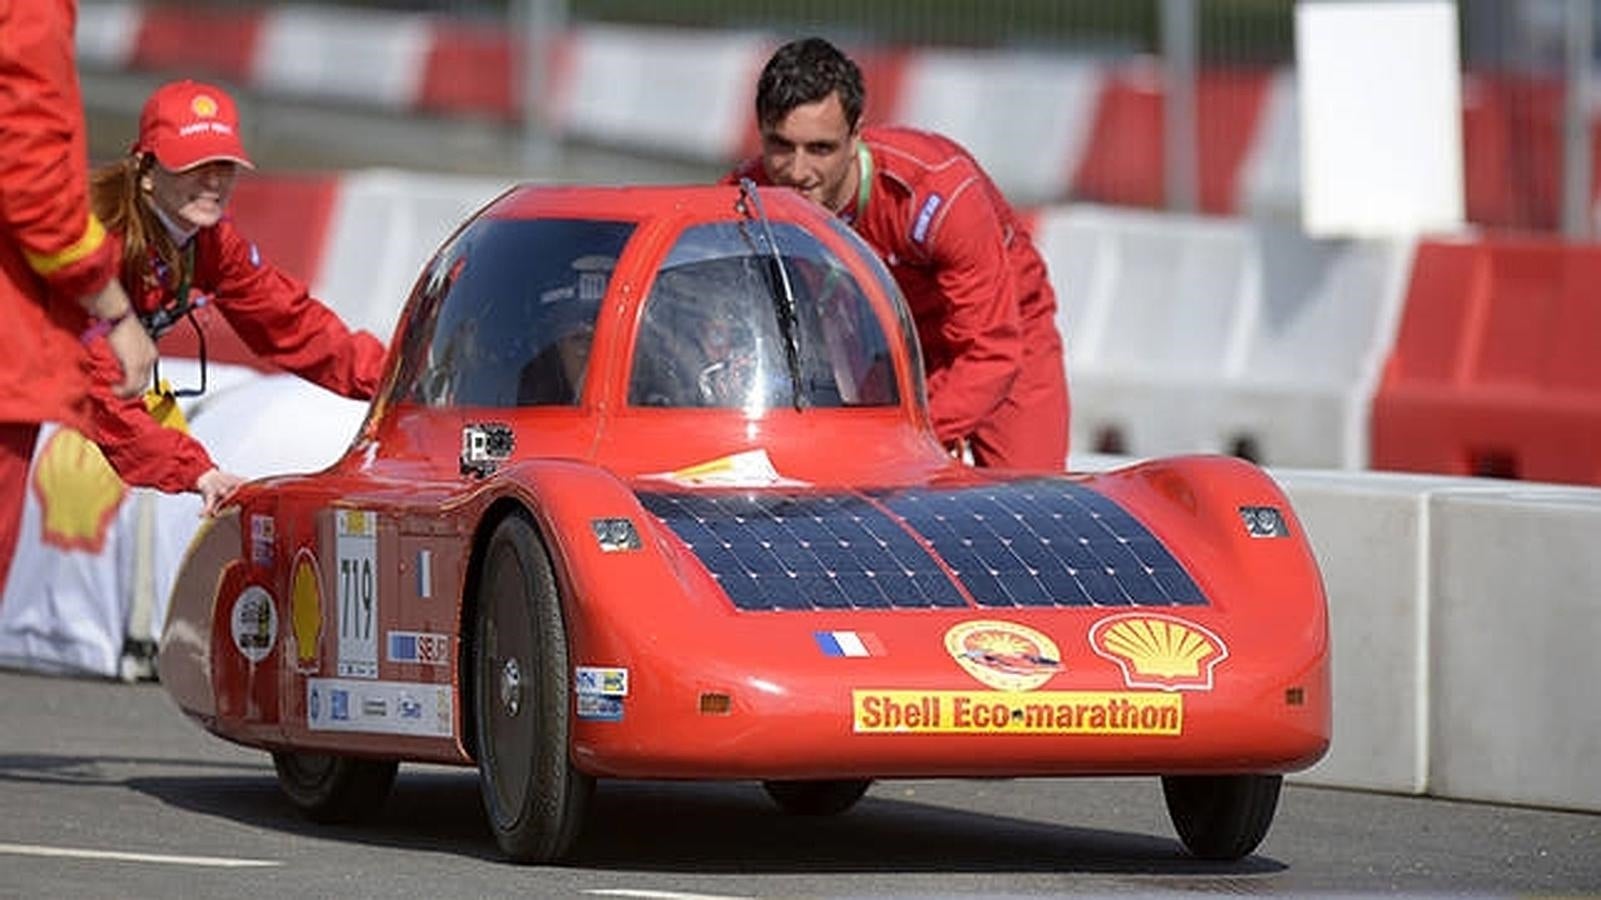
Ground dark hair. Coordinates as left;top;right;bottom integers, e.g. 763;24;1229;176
755;37;864;131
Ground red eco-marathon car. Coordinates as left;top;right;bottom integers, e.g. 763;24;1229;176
159;181;1329;864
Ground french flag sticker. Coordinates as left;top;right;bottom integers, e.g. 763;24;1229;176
814;630;885;657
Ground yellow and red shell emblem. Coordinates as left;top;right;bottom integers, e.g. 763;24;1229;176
190;94;219;118
32;427;126;554
1089;613;1228;691
290;548;322;671
944;620;1062;691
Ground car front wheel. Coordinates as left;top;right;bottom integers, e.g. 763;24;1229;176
1161;773;1282;861
472;512;592;863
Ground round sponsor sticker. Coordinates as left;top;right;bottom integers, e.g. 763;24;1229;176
230;585;278;663
944;620;1062;691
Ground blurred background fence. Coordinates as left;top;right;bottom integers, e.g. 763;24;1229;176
97;0;1601;236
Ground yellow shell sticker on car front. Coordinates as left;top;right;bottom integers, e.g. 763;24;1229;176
852;690;1181;735
943;620;1063;691
1089;613;1228;691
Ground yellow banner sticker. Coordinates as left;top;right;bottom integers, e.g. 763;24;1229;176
852;690;1182;735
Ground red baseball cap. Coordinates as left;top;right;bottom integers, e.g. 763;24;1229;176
135;80;254;172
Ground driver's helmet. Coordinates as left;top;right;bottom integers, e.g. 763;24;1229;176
517;254;613;405
633;262;765;408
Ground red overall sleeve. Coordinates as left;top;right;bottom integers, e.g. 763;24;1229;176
0;0;118;307
83;340;215;494
919;179;1023;444
204;220;387;400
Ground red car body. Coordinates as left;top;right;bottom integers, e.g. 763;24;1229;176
160;183;1329;863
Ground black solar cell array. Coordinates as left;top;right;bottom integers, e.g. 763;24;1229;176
637;480;1206;612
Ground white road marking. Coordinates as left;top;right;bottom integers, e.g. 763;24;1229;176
585;890;755;900
0;842;279;868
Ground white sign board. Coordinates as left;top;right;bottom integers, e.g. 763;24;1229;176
1297;0;1464;237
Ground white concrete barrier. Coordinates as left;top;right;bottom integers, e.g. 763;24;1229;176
312;168;512;340
1277;469;1437;794
1239;72;1301;222
1427;486;1601;811
1043;205;1253;454
1221;225;1413;468
1276;468;1601;813
553;24;766;162
1043;205;1410;470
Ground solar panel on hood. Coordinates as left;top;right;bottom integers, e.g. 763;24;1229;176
874;480;1206;608
637;492;967;611
639;480;1205;612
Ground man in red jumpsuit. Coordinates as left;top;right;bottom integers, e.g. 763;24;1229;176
729;37;1069;469
0;1;157;594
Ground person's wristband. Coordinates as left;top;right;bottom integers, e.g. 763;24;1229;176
80;308;133;345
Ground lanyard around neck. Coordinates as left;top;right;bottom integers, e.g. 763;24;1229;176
853;141;873;222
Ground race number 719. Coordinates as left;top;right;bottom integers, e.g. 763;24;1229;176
335;509;379;679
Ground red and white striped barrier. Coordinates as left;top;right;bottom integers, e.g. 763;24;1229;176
77;2;1601;224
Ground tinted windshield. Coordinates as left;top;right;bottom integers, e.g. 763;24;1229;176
391;218;634;407
627;221;898;411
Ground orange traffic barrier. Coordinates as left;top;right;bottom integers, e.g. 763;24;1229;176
1070;61;1271;215
1371;238;1601;485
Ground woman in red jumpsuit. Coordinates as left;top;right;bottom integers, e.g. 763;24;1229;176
86;80;388;514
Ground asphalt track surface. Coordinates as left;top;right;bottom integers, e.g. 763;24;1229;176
0;669;1597;899
33;74;1599;898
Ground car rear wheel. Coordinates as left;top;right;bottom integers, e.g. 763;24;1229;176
1161;773;1282;860
271;751;398;824
472;513;591;863
762;778;872;815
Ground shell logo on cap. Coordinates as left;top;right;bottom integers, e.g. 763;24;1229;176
944;620;1062;692
190;94;218;118
1089;613;1227;691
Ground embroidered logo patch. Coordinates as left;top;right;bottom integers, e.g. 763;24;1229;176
911;194;943;245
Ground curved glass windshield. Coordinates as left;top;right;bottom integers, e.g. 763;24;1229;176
628;221;898;411
391;218;634;407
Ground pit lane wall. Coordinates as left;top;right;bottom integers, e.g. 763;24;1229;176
1271;471;1601;813
2;166;1598;813
75;2;1601;231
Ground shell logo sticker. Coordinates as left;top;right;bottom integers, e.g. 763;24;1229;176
1089;613;1228;691
291;548;322;672
32;427;125;553
191;94;218;117
944;620;1062;692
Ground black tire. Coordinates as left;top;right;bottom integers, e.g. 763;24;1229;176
271;751;398;824
762;778;872;816
1161;773;1282;861
472;513;592;863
